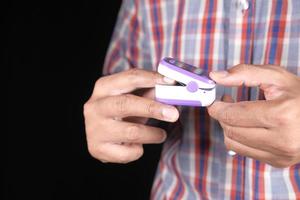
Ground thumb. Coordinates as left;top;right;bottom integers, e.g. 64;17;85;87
209;64;285;87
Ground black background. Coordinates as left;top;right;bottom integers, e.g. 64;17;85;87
6;1;162;199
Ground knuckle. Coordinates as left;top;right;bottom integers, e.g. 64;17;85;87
127;68;141;76
272;113;290;127
223;126;235;140
236;63;251;73
146;100;157;116
270;161;286;168
116;146;144;164
87;143;102;160
273;135;299;158
207;104;217;117
280;143;299;158
95;77;104;88
220;106;236;124
264;66;287;84
83;101;93;117
94;77;109;92
117;151;132;164
134;147;144;160
126;125;141;142
222;103;249;124
118;158;130;164
275;102;294;126
149;70;160;80
273;67;285;76
274;163;288;168
270;158;293;168
115;94;132;115
120;147;144;163
271;114;281;126
126;68;142;84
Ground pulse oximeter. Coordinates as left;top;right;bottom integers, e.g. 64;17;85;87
155;57;216;106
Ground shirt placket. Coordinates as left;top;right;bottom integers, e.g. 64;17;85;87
225;0;255;199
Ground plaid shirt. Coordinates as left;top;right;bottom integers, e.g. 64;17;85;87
104;0;300;199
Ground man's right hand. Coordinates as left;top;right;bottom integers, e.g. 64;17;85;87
83;69;179;164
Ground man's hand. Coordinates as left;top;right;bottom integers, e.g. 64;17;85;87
208;64;300;168
83;69;179;164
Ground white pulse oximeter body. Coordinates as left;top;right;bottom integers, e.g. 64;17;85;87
155;57;216;107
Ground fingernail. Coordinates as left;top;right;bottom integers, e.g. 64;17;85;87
160;131;167;142
162;107;178;121
228;150;237;156
163;76;176;84
211;70;229;78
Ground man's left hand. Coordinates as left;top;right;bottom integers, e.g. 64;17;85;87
208;64;300;168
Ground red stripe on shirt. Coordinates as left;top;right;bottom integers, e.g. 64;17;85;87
149;0;164;65
172;0;185;59
264;2;276;64
151;161;164;199
230;158;238;199
106;40;122;74
128;0;140;67
258;164;266;199
237;2;254;102
230;156;245;199
252;161;265;200
274;1;287;65
169;151;185;200
289;165;300;197
264;0;287;65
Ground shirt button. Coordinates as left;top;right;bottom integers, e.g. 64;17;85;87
235;0;249;11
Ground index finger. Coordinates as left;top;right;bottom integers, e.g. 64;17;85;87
209;64;286;87
92;69;175;99
96;94;180;122
208;100;276;128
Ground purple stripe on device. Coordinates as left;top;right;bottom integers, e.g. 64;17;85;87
160;58;215;85
156;98;202;106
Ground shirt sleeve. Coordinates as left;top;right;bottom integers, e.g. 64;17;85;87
103;0;153;75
